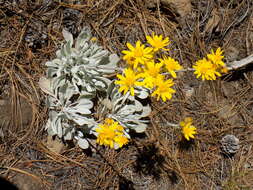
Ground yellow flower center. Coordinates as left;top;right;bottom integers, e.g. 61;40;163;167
125;77;135;87
105;130;115;138
200;64;214;73
147;67;159;77
134;48;144;57
157;83;167;93
182;126;192;135
153;40;163;48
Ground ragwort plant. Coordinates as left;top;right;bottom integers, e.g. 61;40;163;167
40;28;227;149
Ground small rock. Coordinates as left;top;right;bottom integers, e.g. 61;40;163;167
221;134;240;155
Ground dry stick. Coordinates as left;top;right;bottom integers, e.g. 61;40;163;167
227;54;253;71
172;54;253;74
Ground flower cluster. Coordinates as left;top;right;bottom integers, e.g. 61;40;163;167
193;48;227;80
116;33;182;102
96;118;129;149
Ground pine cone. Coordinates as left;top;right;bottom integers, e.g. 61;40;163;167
221;135;240;155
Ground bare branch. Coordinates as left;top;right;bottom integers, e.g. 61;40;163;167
227;54;253;71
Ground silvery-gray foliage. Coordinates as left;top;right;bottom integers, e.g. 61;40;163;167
43;79;97;148
42;27;119;149
45;27;119;94
40;27;151;149
100;82;151;133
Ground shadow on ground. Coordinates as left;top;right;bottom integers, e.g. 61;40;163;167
134;144;165;180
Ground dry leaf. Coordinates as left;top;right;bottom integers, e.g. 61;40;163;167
38;77;54;97
46;136;66;154
143;0;156;8
161;0;191;17
204;8;220;34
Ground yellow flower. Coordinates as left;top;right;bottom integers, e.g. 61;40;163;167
122;40;153;68
141;61;163;88
180;117;197;141
115;68;142;96
146;33;170;52
159;56;182;78
151;75;175;102
207;47;225;67
114;136;129;148
96;118;128;149
193;58;221;80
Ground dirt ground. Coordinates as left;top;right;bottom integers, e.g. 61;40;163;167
0;0;253;190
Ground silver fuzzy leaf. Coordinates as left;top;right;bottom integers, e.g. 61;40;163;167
101;82;151;133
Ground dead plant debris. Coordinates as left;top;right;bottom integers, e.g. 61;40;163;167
0;0;253;189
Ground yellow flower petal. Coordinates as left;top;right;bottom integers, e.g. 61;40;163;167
146;33;170;52
159;56;182;78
